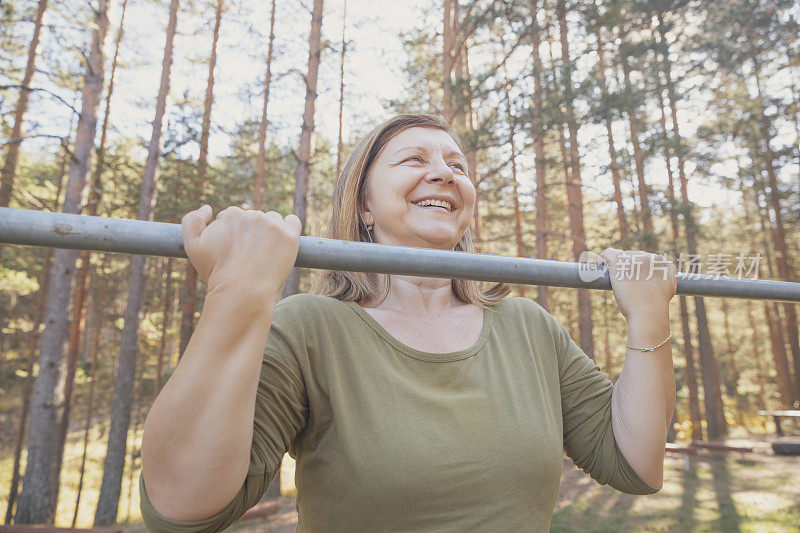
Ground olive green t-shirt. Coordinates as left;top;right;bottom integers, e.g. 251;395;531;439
140;294;657;532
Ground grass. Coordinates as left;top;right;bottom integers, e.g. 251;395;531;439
551;454;800;532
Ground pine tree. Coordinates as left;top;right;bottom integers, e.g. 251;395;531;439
95;0;181;525
0;0;48;208
179;0;225;359
16;0;111;522
283;0;324;297
255;0;277;210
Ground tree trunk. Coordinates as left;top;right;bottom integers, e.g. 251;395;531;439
678;296;703;440
764;302;792;407
619;49;655;250
179;0;224;358
785;50;800;189
720;300;743;422
335;0;346;179
72;259;105;527
5;248;52;524
154;258;173;399
529;0;548;309
653;54;701;438
282;0;324;298
15;1;111;523
255;0;277;209
442;0;454;122
0;0;48;208
595;29;628;247
745;299;769;414
657;12;725;437
504;80;525;297
751;173;795;406
751;61;800;402
738;180;779;414
556;0;594;357
94;0;180;525
602;293;612;376
52;0;128;505
5;129;71;521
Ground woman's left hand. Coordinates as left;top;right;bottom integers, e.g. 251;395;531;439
599;248;678;320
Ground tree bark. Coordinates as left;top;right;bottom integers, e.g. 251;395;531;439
751;172;795;406
15;0;111;523
72;259;105;527
0;0;48;208
5;122;73;522
503;78;525;297
94;0;180;525
4;248;52;524
751;61;800;401
254;0;277;209
154;258;173;399
657;12;725;437
335;0;346;180
745;299;769;414
179;0;224;358
619;48;655;250
595;29;628;247
720;299;743;422
556;0;594;357
52;0;128;505
652;49;702;438
442;0;454;122
530;0;548;309
282;0;324;297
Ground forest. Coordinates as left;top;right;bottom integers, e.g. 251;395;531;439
1;0;799;530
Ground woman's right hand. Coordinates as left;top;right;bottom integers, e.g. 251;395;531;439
181;205;302;300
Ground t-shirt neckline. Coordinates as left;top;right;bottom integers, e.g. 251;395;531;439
344;300;494;363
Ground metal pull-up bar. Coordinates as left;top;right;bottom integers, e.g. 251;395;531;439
1;207;799;303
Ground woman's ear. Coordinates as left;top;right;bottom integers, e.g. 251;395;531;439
360;196;375;227
362;208;375;227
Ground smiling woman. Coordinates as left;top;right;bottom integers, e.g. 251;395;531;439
140;113;676;533
314;114;509;306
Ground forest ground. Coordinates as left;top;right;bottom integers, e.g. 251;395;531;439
2;356;799;531
124;439;800;532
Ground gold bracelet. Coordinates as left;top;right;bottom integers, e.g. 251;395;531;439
626;331;672;352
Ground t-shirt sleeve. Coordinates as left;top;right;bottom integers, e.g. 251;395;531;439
553;320;659;495
140;305;310;532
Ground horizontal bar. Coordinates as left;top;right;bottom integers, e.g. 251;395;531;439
2;207;799;302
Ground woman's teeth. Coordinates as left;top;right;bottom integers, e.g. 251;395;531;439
413;199;452;211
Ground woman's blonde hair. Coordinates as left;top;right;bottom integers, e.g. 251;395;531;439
312;113;509;307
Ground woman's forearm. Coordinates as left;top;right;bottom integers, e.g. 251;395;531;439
141;287;276;521
611;308;675;489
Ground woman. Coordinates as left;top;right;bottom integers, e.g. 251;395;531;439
140;114;677;532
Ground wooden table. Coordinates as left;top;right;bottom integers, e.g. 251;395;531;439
758;410;800;436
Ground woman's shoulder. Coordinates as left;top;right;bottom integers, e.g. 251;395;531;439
493;296;563;337
273;293;353;327
494;295;550;320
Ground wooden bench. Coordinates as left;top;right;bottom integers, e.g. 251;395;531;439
758;410;800;436
689;442;753;457
665;443;696;471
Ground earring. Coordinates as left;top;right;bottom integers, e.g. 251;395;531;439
366;224;373;232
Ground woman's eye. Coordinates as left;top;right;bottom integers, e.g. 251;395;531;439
450;163;466;173
405;156;423;163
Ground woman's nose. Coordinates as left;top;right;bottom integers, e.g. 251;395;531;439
428;157;455;184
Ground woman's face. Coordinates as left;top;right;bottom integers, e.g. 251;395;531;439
362;127;476;250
